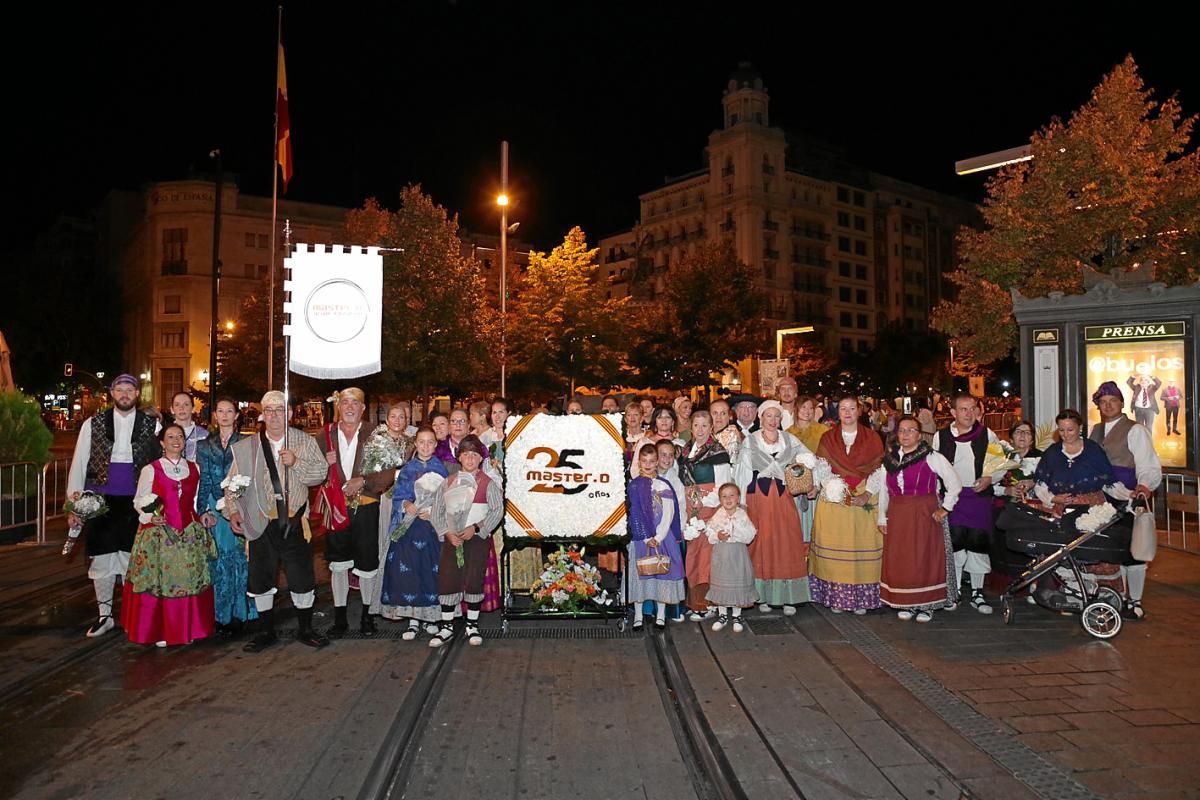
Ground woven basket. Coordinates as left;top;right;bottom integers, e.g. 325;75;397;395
784;463;813;496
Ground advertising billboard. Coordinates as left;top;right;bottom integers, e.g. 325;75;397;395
1084;322;1187;468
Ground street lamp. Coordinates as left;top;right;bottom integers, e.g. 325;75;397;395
498;140;510;399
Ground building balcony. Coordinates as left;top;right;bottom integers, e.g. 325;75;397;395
791;255;830;268
762;220;780;232
721;166;734;177
793;279;830;295
161;261;188;276
764;248;780;260
791;227;830;241
762;164;776;175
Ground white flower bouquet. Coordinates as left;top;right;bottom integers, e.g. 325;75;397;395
982;440;1022;477
821;475;848;504
362;426;408;475
683;516;707;541
390;471;445;542
442;472;488;567
216;473;252;512
62;491;109;555
1076;503;1117;533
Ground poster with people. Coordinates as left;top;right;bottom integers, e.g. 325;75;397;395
1084;323;1187;467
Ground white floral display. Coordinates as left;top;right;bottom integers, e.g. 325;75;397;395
821;475;848;504
504;413;627;538
795;452;817;470
683;517;707;541
1076;503;1117;532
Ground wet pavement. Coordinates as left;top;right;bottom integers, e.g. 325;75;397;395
0;536;1197;800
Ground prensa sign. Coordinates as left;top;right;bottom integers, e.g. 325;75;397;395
504;413;627;539
284;244;383;379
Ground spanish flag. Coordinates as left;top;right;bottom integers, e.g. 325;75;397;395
276;42;292;193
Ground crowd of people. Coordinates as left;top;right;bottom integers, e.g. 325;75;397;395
63;371;1159;652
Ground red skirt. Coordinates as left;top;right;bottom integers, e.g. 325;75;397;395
746;481;807;580
120;583;215;645
880;494;948;609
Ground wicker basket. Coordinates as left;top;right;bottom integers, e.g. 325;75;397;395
784;463;813;496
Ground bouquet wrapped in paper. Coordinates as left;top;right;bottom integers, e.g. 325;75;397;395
441;472;489;567
215;473;252;513
390;471;445;542
982;440;1022;478
62;491;109;555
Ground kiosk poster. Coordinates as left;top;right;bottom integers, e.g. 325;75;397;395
1084;322;1187;468
503;413;627;539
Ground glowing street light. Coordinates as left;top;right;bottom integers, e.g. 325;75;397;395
497;193;509;207
498;141;511;397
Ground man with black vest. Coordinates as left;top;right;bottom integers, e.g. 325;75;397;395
1091;381;1162;619
224;390;329;651
65;374;161;637
933;393;1006;614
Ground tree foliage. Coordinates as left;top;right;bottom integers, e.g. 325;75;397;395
342;189;498;398
934;55;1200;363
507;227;630;396
628;239;766;389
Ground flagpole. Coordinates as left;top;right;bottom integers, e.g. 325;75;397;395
267;4;282;392
282;218;292;528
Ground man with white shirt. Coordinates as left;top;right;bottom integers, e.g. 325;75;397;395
170;391;208;461
730;393;762;438
225;391;328;651
319;387;386;638
933;393;1006;614
1090;381;1162;619
65;374;162;637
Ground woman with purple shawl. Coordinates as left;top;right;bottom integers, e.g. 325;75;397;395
627;443;685;630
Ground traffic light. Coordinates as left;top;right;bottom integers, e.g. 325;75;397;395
64;363;74;377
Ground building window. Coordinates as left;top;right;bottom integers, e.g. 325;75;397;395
258;264;269;278
764;262;775;281
857;313;868;329
853;191;866;207
837;186;849;203
722;157;734;177
162;228;188;275
839;261;851;277
163;295;181;314
838;236;850;252
258;234;269;248
159;326;186;351
840;311;852;327
244;233;256;248
854;240;867;256
854;215;866;231
856;264;867;281
160;368;184;400
839;287;851;302
857;340;869;353
837;211;850;227
856;289;867;304
841;337;852;352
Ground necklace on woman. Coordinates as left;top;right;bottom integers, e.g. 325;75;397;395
164;456;186;478
1063;442;1083;468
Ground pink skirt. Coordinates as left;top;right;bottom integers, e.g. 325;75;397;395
120;583;215;645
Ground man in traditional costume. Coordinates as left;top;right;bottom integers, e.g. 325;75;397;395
65;374;162;637
224;391;329;651
877;416;961;622
730;393;761;438
1091;381;1162;619
170;391;208;461
319;387;394;637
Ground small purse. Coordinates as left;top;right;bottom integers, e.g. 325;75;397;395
785;463;813;496
1130;504;1157;562
635;539;672;576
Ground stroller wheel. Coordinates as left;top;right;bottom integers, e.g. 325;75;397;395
1081;601;1122;639
1095;587;1123;611
1001;595;1014;625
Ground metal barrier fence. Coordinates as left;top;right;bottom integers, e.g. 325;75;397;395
43;457;71;532
1163;471;1200;553
0;461;44;543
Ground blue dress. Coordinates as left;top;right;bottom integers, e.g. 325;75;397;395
381;456;448;623
195;431;257;625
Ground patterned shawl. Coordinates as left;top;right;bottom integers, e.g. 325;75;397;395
817;424;884;489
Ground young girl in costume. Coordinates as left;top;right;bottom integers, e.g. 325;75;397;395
627;443;686;630
704;483;759;632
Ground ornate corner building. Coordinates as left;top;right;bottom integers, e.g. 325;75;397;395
598;64;979;356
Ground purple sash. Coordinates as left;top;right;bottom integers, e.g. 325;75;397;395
87;462;136;496
949;487;992;531
1112;465;1137;490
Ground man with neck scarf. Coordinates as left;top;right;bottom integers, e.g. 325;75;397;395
932;393;1006;614
1089;381;1161;619
65;374;162;637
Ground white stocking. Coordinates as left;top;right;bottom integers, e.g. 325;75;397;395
93;575;115;617
1124;564;1147;602
655;602;666;622
331;569;350;607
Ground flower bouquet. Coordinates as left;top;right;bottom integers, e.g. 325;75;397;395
135;492;164;520
820;474;875;513
1076;503;1117;533
1000;456;1040;501
982;440;1022;477
682;516;707;541
390;471;445;542
215;473;252;513
442;472;488;568
530;546;609;612
62;491;108;556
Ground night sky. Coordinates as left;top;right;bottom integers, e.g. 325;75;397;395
6;2;1195;249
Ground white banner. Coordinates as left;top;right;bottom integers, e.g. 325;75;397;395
503;413;627;539
283;244;382;379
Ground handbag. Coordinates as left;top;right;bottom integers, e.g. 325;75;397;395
635;539;672;576
1130;503;1157;562
784;463;813;496
317;426;351;532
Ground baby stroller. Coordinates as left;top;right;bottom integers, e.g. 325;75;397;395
996;502;1130;639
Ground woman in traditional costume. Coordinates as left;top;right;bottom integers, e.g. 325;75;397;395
628;405;683;477
710;399;742;465
366;404;416;620
736;400;811;615
877;416;961;622
196;398;256;636
122;424;217;646
678;410;731;620
382;428;446;639
786;395;828;543
810;395;886;613
627;444;686;630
